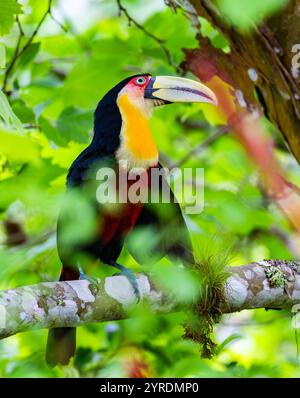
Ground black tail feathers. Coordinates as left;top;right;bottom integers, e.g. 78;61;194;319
46;327;76;366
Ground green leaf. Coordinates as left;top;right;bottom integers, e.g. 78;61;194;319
58;189;97;248
0;43;5;68
11;99;35;123
17;42;40;68
57;106;92;144
152;264;201;303
0;127;39;163
216;334;242;355
0;0;22;36
0;89;23;131
217;0;288;30
39;107;92;148
39;116;66;146
198;17;230;52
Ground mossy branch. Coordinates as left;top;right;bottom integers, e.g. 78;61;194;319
0;260;300;342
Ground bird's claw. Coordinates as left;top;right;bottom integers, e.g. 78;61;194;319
112;263;141;301
78;265;98;285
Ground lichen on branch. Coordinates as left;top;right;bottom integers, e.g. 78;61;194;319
0;260;300;345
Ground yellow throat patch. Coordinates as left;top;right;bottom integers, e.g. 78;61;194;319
117;93;158;168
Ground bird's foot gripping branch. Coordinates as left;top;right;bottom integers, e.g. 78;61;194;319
0;260;300;358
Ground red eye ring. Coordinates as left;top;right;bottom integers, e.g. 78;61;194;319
135;77;147;85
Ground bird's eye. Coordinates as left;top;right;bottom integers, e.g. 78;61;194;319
136;77;147;85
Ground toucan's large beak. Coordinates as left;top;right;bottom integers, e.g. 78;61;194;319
144;75;218;106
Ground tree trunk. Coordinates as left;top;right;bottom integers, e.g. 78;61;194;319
180;0;300;163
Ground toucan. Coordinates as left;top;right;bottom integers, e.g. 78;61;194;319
46;74;217;366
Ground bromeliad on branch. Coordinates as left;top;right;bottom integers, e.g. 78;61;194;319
46;74;217;366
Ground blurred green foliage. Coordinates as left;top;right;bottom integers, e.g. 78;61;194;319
0;0;22;35
216;0;288;31
0;0;299;378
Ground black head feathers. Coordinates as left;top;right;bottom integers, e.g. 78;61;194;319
67;74;151;186
92;74;151;154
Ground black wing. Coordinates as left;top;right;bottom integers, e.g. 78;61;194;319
57;150;117;266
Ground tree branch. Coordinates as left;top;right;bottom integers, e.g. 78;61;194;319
1;16;24;93
171;125;228;168
116;0;180;73
2;0;53;94
0;260;299;340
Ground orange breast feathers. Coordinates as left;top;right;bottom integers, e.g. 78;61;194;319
116;93;158;169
